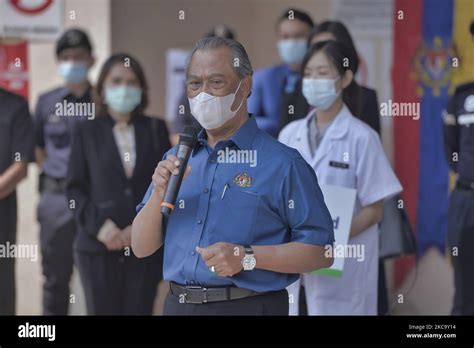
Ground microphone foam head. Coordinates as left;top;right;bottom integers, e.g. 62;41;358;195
179;126;198;147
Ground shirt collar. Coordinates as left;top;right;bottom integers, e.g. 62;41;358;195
103;113;137;127
328;104;352;139
303;103;352;140
193;114;259;156
59;83;92;100
282;63;297;74
56;87;71;99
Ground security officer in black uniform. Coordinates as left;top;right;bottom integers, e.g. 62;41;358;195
34;28;95;315
444;22;474;315
0;87;33;315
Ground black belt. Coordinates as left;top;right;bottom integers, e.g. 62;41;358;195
456;179;474;192
170;282;259;304
41;175;67;193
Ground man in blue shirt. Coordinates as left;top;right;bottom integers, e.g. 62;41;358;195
248;8;314;137
132;36;333;315
34;28;95;315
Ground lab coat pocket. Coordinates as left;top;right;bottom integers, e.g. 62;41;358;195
213;186;260;245
325;165;356;188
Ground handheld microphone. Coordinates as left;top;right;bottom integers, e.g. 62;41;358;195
160;126;198;217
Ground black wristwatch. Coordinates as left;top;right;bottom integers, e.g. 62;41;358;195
241;245;256;271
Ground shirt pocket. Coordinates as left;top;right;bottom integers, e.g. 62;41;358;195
44;118;70;149
324;164;356;188
210;186;260;245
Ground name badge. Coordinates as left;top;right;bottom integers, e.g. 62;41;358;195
329;161;349;169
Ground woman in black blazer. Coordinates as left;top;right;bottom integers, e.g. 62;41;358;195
66;53;171;315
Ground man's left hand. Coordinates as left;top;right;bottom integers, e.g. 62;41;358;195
196;242;244;277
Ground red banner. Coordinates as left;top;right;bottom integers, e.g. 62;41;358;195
392;0;422;288
0;40;29;98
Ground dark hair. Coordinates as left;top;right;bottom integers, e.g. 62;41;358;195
56;28;93;57
470;20;474;36
94;53;149;116
186;37;253;79
308;21;359;74
276;8;314;30
301;40;362;116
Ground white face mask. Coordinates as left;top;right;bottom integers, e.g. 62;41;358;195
188;80;243;130
277;39;308;65
302;77;341;110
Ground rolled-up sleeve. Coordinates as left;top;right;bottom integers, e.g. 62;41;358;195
355;130;402;206
136;182;153;213
277;157;334;246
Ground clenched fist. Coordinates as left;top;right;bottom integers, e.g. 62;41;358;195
196;242;245;277
151;154;191;200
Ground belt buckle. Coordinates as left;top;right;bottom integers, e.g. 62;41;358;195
184;286;208;304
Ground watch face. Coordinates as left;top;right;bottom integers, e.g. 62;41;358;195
242;255;256;270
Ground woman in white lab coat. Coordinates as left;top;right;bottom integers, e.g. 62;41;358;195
279;40;402;315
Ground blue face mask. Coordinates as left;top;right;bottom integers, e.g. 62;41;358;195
302;77;341;110
58;62;88;84
277;39;307;65
105;85;142;114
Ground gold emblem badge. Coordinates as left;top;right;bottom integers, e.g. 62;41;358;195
234;172;252;188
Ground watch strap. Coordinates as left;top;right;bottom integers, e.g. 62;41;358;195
244;245;253;255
